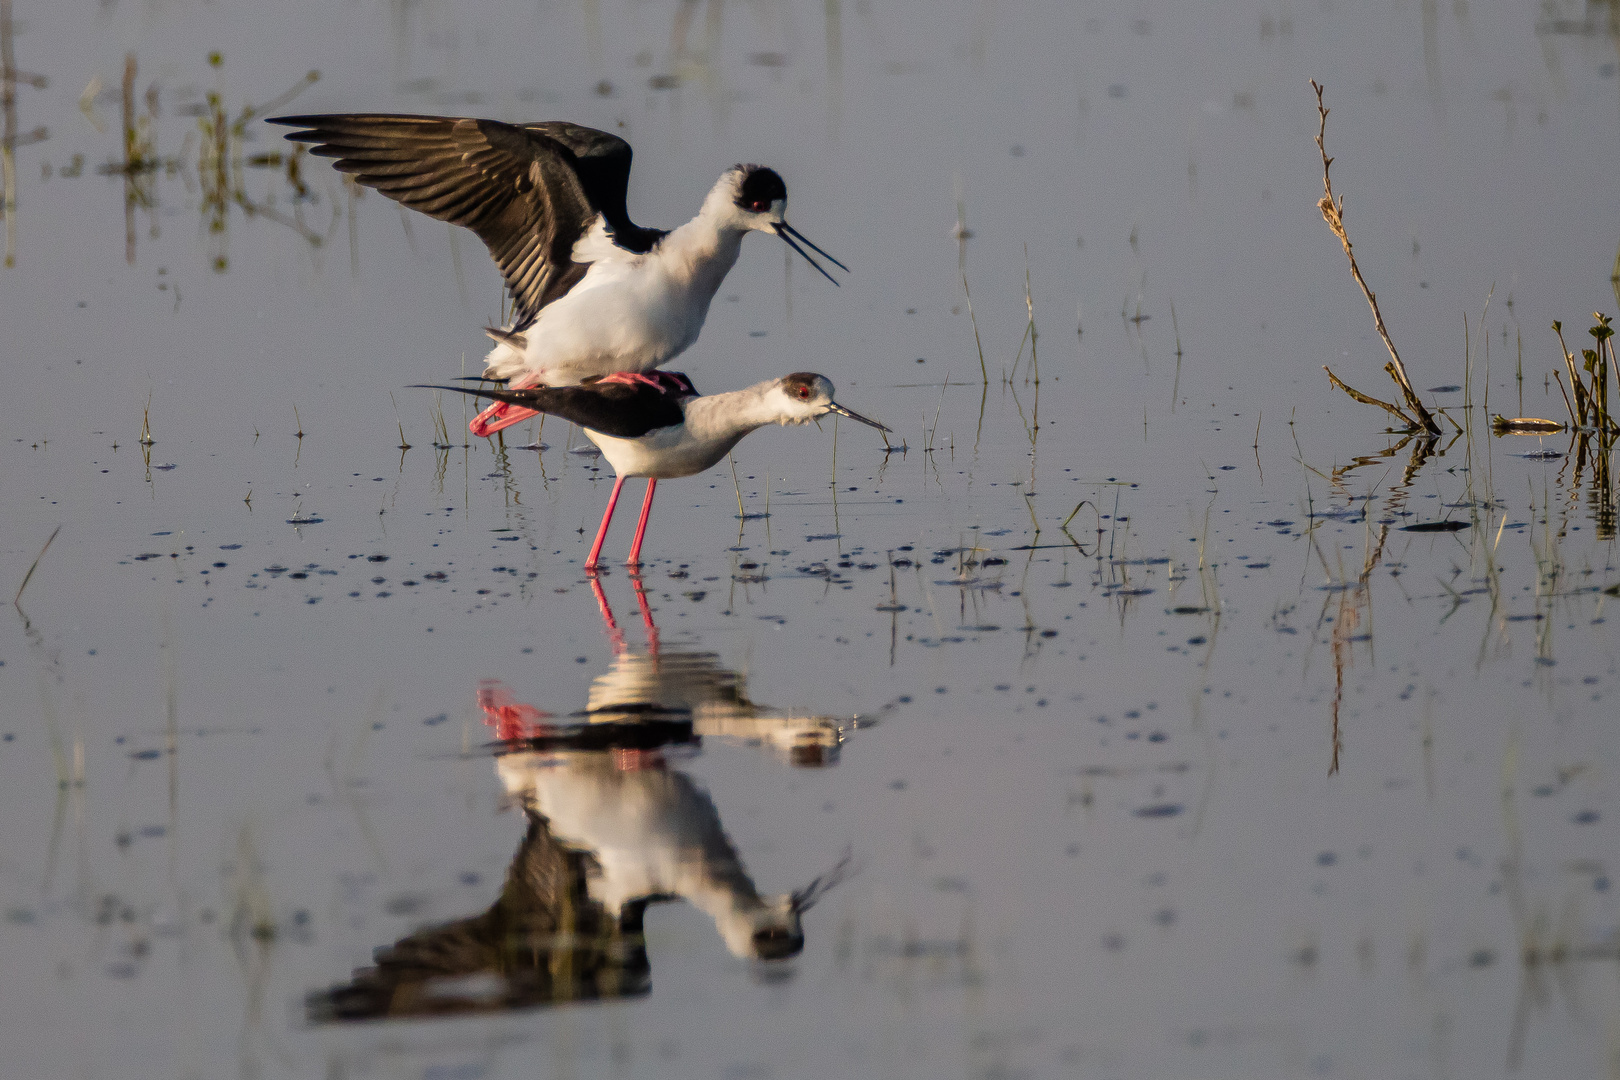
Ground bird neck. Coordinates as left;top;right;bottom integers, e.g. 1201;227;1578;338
681;380;788;445
653;181;750;293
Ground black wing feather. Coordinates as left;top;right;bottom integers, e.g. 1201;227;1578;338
269;114;651;323
413;381;687;439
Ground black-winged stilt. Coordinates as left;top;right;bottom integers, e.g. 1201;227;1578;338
269;114;846;436
419;369;886;570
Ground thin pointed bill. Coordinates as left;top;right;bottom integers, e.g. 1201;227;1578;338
827;401;890;432
773;222;847;286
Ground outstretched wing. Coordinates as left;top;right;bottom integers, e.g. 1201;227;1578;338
270;114;656;324
414;378;690;440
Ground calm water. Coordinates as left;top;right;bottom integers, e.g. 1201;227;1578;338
2;2;1618;1078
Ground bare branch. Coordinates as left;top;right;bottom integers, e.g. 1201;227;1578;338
1311;81;1441;435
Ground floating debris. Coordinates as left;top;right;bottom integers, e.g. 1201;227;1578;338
1400;521;1468;533
1492;415;1563;434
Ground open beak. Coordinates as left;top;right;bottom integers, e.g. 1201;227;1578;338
773;222;848;287
827;401;890;432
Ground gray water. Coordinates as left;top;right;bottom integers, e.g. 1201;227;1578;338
2;2;1618;1078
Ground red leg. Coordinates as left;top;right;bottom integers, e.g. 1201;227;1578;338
585;475;625;571
477;680;553;741
589;575;628;654
625;478;657;568
630;575;661;655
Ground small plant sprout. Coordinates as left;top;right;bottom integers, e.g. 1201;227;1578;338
389;391;411;450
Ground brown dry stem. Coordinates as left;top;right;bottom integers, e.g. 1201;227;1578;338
1552;322;1590;427
1311;81;1441;435
1323;365;1415;428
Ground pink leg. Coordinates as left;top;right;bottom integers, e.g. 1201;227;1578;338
625;478;657;568
589;575;627;654
585;475;625;571
630;576;661;655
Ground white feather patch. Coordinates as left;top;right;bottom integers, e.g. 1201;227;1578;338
572;214;639;265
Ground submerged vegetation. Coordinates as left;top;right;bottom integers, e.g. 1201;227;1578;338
69;51;322;269
1308;80;1616;544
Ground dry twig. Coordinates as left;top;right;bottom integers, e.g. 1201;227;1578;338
1311;81;1440;435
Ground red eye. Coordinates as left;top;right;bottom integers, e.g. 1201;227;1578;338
797;386;811;400
749;200;770;212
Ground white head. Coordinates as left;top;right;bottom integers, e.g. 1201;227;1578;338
717;894;806;961
708;165;847;285
715;849;855;962
716;164;788;231
770;373;890;431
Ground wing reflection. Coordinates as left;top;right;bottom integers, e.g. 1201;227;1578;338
307;577;865;1022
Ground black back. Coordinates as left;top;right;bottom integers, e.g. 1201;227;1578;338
415;371;697;440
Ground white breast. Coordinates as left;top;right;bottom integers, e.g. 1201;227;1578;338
481;217;743;386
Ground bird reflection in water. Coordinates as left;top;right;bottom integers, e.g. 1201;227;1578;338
307;577;864;1022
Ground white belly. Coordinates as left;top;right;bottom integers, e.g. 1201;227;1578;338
586;424;744;480
482;263;715;386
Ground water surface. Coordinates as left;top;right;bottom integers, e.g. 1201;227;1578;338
2;2;1617;1078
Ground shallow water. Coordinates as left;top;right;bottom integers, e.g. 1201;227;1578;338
2;2;1618;1078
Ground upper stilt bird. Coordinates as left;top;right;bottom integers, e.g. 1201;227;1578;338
419;370;887;570
270;114;847;436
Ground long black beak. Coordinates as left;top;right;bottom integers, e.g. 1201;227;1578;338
827;401;889;432
774;222;847;287
410;383;535;408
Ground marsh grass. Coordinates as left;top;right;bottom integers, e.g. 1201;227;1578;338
729;452;744;520
921;376;948;453
1491;313;1620;535
388;391;411;450
196;53;322;269
12;523;59;607
960;269;988;384
82;52;321;268
1;0;52;266
1008;244;1039;386
429;390;454;449
1552;314;1618;433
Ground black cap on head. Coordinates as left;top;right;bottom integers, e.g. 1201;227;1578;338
735;165;787;213
780;372;824;402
